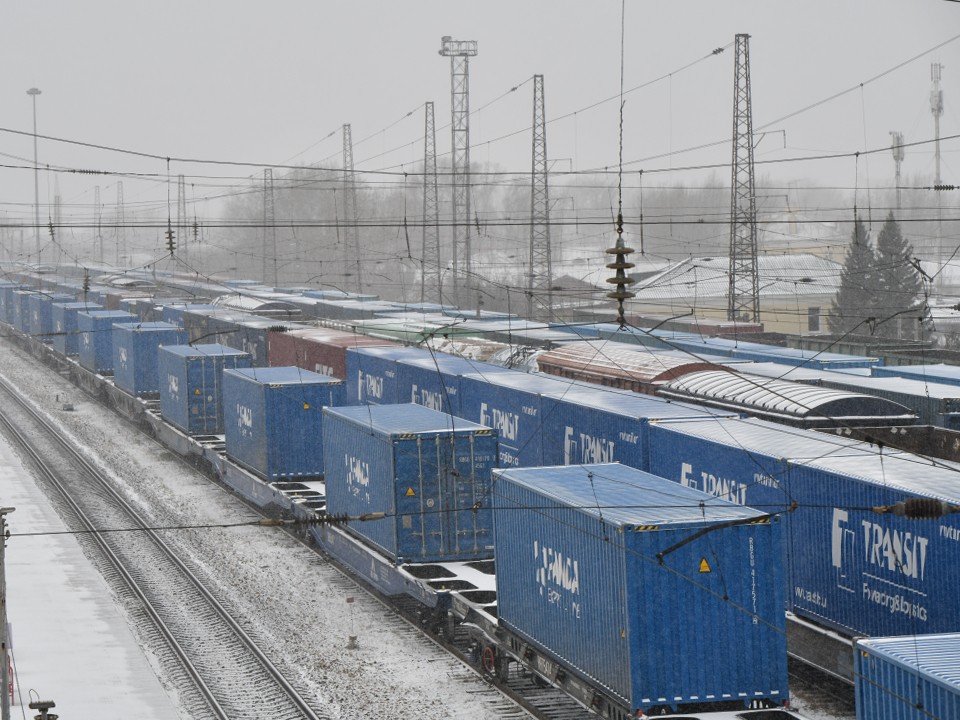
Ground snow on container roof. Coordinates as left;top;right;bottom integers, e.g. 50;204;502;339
658;369;917;426
494;463;765;527
856;634;960;691
325;402;489;435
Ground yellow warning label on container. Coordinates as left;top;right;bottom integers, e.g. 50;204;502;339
194;389;201;395
405;487;416;497
303;403;310;410
699;558;711;573
620;629;625;638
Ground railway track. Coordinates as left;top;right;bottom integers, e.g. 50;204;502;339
0;373;328;720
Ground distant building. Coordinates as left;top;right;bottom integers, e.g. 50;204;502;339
624;254;842;335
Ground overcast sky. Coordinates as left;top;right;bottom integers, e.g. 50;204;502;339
1;0;958;235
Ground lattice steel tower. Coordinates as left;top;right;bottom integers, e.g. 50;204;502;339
727;33;760;322
94;185;103;264
262;169;277;286
931;63;944;186
439;36;478;302
342;123;362;293
422;102;441;304
890;131;904;213
528;75;552;319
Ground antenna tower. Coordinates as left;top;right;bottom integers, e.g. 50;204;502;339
727;33;760;322
262;169;277;286
439;36;478;304
890;131;904;213
342;123;361;293
422;102;441;303
528;74;552;319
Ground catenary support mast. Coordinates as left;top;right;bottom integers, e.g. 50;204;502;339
727;33;760;322
439;36;477;305
342;123;361;294
422;102;441;304
528;74;552;319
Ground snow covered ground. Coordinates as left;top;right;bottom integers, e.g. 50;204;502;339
0;338;519;720
1;431;180;719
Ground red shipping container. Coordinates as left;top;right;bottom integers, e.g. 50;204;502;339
268;328;397;379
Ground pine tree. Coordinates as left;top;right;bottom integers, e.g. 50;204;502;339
873;212;926;339
828;219;880;335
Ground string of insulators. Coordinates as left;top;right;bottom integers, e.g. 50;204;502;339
873;498;959;519
257;512;386;528
165;220;176;255
47;220;55;242
605;211;635;328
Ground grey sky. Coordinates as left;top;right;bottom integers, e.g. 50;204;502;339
2;0;958;235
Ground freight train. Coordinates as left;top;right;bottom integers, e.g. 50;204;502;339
2;266;958;718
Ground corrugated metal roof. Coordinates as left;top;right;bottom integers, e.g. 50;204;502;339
658;370;916;422
631;254;840;301
493;463;764;527
857;634;960;691
537;341;720;383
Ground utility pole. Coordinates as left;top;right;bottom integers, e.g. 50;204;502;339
115;182;126;267
528;74;552;320
1;506;15;720
727;33;760;323
94;185;103;266
890;131;904;214
422;102;441;304
177;175;188;266
262;169;277;287
439;36;478;305
342;124;361;294
26;88;41;266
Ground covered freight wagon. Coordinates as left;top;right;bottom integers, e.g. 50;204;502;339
322;403;498;563
492;463;788;716
222;366;345;480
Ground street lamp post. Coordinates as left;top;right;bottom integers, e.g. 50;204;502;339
26;88;41;266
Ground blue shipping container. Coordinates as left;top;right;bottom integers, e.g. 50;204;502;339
539;385;737;469
458;370;574;468
855;634;960;720
493;463;788;714
158;344;252;435
113;322;188;397
222;366;345;479
52;302;102;356
27;293;74;341
395;354;512;416
648;416;960;638
77;310;138;374
323;403;498;563
344;345;433;405
12;290;36;332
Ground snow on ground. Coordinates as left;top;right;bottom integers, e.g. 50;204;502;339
0;429;180;720
0;339;517;720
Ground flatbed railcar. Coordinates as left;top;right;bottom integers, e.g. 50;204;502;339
11;271;957;717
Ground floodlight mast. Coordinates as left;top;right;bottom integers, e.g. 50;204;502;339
439;36;477;306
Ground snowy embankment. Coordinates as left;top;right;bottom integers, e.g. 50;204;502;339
0;339;515;720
